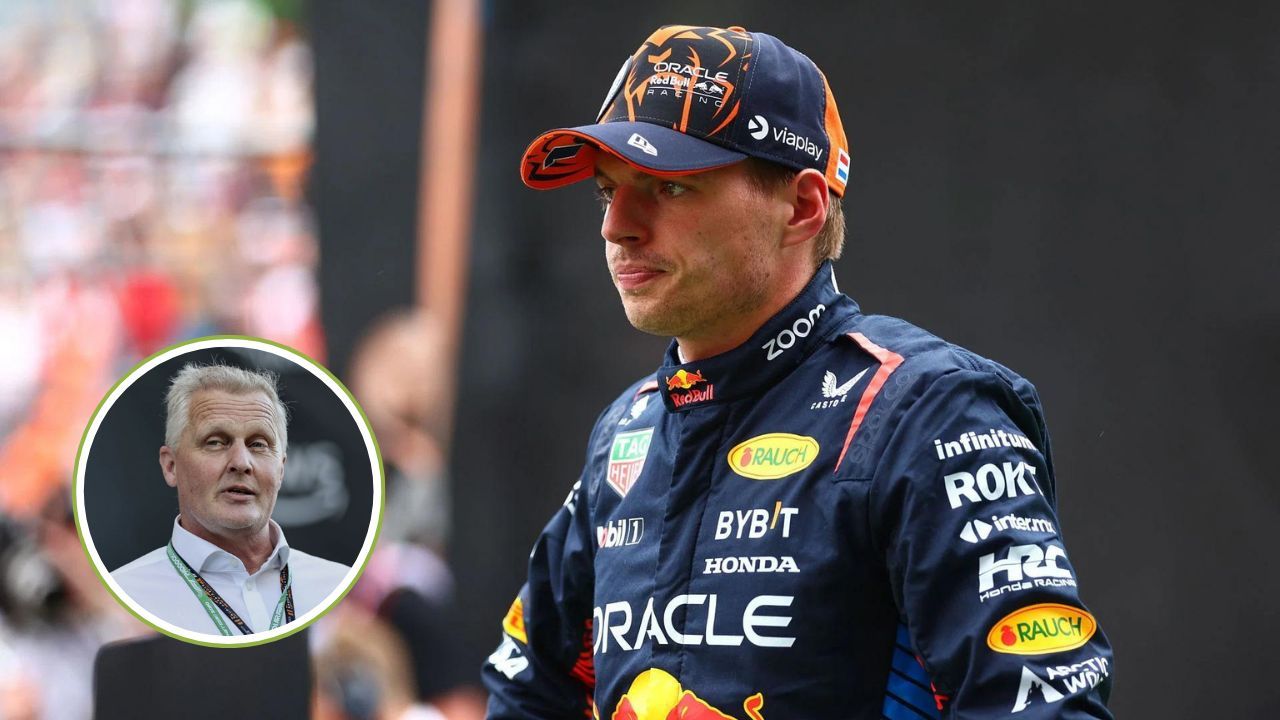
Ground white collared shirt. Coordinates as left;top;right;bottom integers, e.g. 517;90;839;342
112;517;351;636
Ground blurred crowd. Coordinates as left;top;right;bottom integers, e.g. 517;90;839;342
0;1;480;718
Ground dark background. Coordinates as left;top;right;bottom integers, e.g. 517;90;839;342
84;345;374;571
312;2;1279;717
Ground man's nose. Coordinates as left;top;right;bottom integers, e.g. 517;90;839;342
601;185;649;246
226;441;254;474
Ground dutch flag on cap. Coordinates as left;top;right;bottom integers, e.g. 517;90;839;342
836;149;850;184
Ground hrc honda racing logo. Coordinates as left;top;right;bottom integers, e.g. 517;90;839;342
594;594;795;654
979;542;1077;602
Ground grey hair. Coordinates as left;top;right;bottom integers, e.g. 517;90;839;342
164;362;289;451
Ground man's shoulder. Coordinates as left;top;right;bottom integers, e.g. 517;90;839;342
596;374;662;427
112;545;170;579
286;548;353;582
110;545;172;600
830;310;1035;393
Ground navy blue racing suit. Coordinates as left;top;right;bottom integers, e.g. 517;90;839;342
483;262;1114;719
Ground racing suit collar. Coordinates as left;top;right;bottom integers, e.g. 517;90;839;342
657;261;858;412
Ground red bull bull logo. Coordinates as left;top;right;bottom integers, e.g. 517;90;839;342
666;369;706;391
666;369;716;408
611;668;764;720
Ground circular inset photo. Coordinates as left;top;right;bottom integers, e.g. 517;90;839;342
74;336;383;647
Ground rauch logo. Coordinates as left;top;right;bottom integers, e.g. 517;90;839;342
986;603;1097;656
727;433;819;480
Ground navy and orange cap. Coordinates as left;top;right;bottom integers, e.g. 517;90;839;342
520;25;851;197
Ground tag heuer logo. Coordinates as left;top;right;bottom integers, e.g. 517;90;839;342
607;428;653;497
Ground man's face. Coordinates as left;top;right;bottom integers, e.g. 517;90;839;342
595;154;791;348
160;389;286;542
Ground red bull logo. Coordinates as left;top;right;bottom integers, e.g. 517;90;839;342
666;369;706;391
612;668;764;720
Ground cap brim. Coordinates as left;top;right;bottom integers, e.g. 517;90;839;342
520;122;747;190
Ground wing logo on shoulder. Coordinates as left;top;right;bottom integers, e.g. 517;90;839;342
811;367;867;410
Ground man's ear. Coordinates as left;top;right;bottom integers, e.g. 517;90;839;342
781;169;830;249
159;446;178;488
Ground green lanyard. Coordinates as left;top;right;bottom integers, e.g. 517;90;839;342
167;542;295;636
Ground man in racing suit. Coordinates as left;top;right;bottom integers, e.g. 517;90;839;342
484;24;1114;719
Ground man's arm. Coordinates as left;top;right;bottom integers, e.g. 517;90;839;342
870;369;1114;718
482;471;597;719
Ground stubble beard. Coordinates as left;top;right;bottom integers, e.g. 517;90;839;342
619;255;773;343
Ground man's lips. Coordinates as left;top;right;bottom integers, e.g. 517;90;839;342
613;264;666;291
220;485;257;500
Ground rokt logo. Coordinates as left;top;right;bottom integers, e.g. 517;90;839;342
987;603;1097;656
747;114;769;140
727;434;819;480
945;461;1042;509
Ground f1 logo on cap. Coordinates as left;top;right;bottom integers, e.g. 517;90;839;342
627;133;658;156
748;115;769;140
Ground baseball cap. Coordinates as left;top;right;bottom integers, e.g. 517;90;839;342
520;25;850;197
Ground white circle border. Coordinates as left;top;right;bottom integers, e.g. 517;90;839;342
72;336;385;648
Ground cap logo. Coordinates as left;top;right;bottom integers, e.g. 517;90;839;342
542;142;585;168
748;115;769;140
627;133;658;156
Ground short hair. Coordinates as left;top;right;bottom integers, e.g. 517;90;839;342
743;157;846;265
164;363;289;452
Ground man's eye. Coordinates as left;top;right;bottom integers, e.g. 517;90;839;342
594;186;614;209
205;439;225;447
659;181;687;197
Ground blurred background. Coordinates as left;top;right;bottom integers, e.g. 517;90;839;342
0;0;1275;717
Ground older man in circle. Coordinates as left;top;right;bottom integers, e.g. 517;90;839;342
112;363;349;637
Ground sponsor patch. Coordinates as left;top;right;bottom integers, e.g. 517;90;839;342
714;502;799;540
979;542;1077;602
502;596;528;644
597;517;644;548
987;603;1097;655
666;368;716;408
727;433;819;480
608;428;653;497
1012;656;1110;713
612;668;765;720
